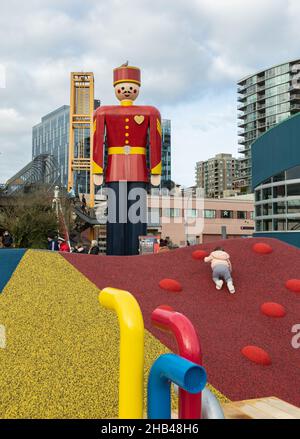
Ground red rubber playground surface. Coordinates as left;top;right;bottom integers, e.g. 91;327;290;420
63;238;300;407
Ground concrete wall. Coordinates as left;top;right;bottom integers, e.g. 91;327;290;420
252;112;300;188
148;195;254;247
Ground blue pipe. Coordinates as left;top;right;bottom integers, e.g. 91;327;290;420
147;353;207;419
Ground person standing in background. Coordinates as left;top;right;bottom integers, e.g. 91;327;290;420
2;231;13;248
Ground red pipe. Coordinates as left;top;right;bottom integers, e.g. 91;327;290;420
151;308;202;419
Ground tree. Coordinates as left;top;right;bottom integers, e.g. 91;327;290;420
0;189;58;249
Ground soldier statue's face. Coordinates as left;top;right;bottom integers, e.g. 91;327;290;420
114;82;140;102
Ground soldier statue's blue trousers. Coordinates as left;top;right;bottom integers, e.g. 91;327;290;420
106;181;148;256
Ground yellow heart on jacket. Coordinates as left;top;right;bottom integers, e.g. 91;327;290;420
134;115;145;125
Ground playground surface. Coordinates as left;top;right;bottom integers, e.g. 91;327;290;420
0;237;299;417
0;251;172;418
63;238;300;408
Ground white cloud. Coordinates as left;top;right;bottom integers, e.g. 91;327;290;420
0;0;300;183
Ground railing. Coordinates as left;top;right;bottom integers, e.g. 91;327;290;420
257;122;266;128
237;84;247;93
257;93;266;101
290;93;300;100
237;102;247;110
290;103;300;110
257;103;266;110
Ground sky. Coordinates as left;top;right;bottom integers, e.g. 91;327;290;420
0;0;300;186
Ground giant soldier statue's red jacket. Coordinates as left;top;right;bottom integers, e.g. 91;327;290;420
93;101;162;183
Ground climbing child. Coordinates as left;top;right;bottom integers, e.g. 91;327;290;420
204;247;235;294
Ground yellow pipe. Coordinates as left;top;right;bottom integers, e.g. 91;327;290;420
99;288;144;419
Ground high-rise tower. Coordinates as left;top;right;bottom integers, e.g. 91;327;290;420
237;60;300;193
68;72;95;206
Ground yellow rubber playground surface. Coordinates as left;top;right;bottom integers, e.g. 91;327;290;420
0;250;226;418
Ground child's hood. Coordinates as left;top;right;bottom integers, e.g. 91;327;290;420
211;250;230;260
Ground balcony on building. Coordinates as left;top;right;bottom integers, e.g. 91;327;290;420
237;84;247;93
256;74;266;84
257;112;266;120
290;92;300;102
257;102;266;110
238;95;247;103
238;111;247;120
237;102;247;111
256;93;266;101
290;103;300;112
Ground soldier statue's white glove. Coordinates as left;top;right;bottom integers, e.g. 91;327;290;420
94;174;104;186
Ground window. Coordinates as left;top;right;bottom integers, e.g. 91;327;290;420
204;210;216;219
287;200;300;214
265;64;289;79
274;202;286;215
186;209;198;218
263;204;273;216
237;211;247;220
221;210;233;219
148;208;160;225
266;115;276;129
276;112;290;124
287;183;300;197
263;187;272;200
255;190;262;202
273;185;286;198
246;94;257;105
263;219;273;231
256;206;262;217
163;208;181;218
250;212;255;220
274;219;286;231
256;220;262;232
265;82;289;98
265;73;290;89
288;218;300;231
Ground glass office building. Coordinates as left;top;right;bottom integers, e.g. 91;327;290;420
32;101;101;193
255;167;300;233
33;106;171;191
237;59;300;193
161;119;171;185
252;112;300;248
32;105;70;188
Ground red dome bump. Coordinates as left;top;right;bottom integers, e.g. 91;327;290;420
286;279;300;293
242;346;272;366
192;250;208;260
159;279;182;293
253;243;273;255
261;303;286;318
